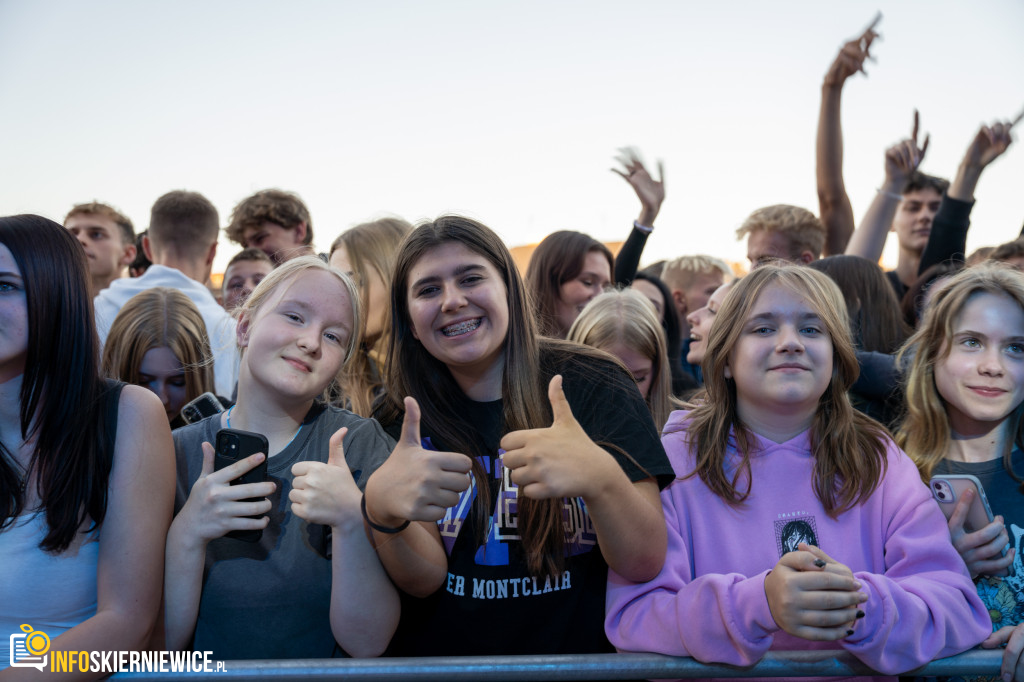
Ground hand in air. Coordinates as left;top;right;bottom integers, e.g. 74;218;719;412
947;487;1014;578
962;115;1017;170
178;443;275;544
883;109;929;186
363;397;472;528
612;147;665;226
823;12;881;87
983;623;1024;682
764;543;867;641
290;427;361;528
501;375;619;500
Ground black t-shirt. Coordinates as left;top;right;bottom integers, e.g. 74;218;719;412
384;351;673;656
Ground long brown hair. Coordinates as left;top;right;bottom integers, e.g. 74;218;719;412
525;230;613;338
681;264;889;517
897;264;1024;482
380;216;591;576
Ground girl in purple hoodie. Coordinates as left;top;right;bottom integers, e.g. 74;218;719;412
605;263;989;679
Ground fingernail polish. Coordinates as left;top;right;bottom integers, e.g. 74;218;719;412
846;629;855;637
856;610;865;619
813;559;826;567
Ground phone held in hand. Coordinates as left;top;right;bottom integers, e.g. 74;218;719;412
181;392;225;424
930;474;1013;573
214;428;270;543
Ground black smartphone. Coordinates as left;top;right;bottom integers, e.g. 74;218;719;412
181;392;225;424
214;428;270;543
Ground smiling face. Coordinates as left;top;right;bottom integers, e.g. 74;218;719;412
892;187;942;255
0;244;28;383
686;280;735;366
239;269;354;403
554;250;611;337
406;241;509;399
934;292;1024;438
725;282;833;435
137;345;189;422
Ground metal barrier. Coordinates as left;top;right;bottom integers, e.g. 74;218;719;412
111;649;1003;681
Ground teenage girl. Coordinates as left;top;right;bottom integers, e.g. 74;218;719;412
525;230;613;338
567;288;675;431
362;216;673;656
328;217;411;416
0;216;174;674
102;287;217;426
606;263;988;676
899;264;1024;680
164;256;398;659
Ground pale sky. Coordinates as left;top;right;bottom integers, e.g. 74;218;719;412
1;0;1021;274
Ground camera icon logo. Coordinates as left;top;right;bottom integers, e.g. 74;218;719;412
9;624;50;671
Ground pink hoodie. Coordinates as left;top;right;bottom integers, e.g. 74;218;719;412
605;411;989;681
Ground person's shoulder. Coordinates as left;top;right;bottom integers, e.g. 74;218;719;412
317;405;395;446
540;339;634;388
171;412;221;447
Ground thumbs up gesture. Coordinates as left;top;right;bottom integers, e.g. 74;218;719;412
363;397;473;528
290;427;360;528
501;375;619;500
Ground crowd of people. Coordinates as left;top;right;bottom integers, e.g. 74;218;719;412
3;15;1024;682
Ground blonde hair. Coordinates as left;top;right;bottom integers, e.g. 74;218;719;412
329;217;412;415
734;205;825;261
102;287;215;407
681;263;889;516
567;289;675;430
236;256;362;402
897;264;1024;482
661;255;732;293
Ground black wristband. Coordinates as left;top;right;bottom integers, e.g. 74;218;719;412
361;494;410;534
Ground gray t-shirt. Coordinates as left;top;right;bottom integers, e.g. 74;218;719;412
172;404;394;659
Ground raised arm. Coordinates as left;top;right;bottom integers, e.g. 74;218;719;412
919;115;1018;273
817;14;881;255
845;111;928;261
10;387;175;682
612;148;665;285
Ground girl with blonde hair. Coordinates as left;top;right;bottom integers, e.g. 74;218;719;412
567;288;675;430
164;255;398;660
606;263;988;677
899;263;1024;679
102;287;216;426
329;217;412;416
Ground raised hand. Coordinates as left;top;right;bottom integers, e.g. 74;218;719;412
290;427;361;528
962;119;1016;170
362;397;472;528
177;443;275;545
612;147;665;227
764;544;867;641
883;109;930;187
824;13;881;87
501;375;620;500
947;487;1014;578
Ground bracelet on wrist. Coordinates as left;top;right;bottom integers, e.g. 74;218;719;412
633;220;653;234
876;188;903;201
361;494;410;534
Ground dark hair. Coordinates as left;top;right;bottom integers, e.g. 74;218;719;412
903;171;949;197
808;255;910;354
149;190;220;261
901;262;964;328
380;216;614;576
990;238;1024;266
225;247;274;270
0;215;115;552
128;230;152;276
632;271;690;396
525;230;613;337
